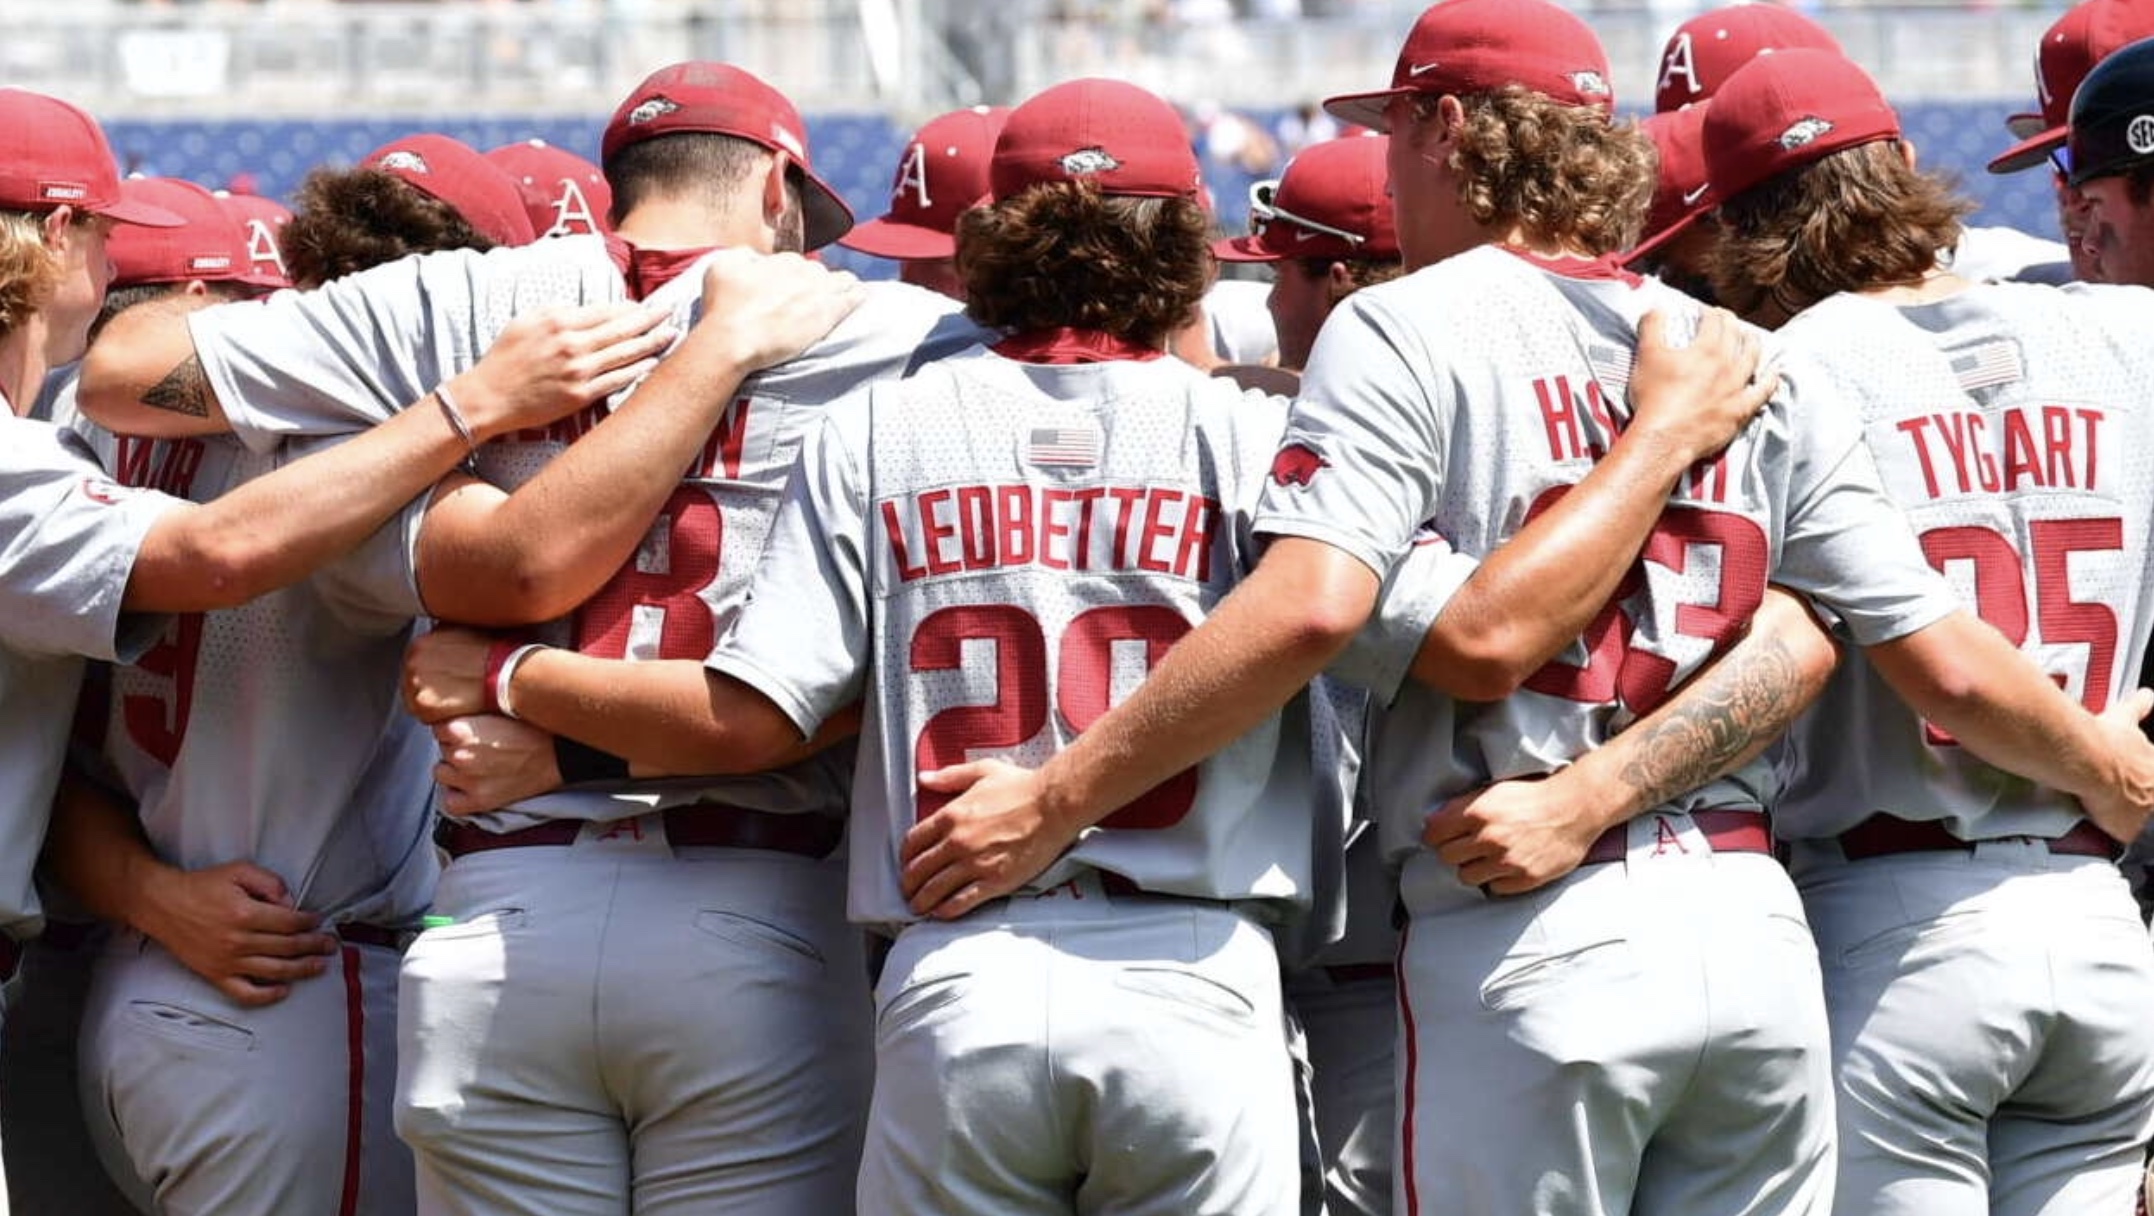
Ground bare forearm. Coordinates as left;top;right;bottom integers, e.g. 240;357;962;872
1035;538;1378;833
125;391;478;613
511;652;807;776
1869;610;2118;800
44;769;163;928
1558;589;1836;821
1413;428;1706;697
419;332;754;625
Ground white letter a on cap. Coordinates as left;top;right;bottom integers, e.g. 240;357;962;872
892;142;931;209
1659;32;1700;99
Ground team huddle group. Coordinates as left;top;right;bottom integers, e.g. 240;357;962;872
5;0;2154;1213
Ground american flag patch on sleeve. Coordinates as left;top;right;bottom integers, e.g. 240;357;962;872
1024;426;1101;468
1948;340;2024;393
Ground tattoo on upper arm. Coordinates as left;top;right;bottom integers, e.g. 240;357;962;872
1616;632;1805;809
142;355;212;418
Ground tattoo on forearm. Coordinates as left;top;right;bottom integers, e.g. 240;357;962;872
141;355;211;418
1617;633;1804;809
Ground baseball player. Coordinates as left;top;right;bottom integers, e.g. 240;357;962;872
1651;2;1842;115
1628;104;1716;300
73;61;976;1216
895;3;2154;1213
397;75;1788;1216
1699;46;2154;1214
487;138;614;238
2065;33;2154;288
1213;130;1403;1216
0;88;701;1213
1988;0;2154;285
838;105;1008;300
271;133;533;290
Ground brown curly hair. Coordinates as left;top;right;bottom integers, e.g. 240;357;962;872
1711;140;1970;325
280;167;496;287
0;211;63;340
1413;87;1654;256
956;180;1212;347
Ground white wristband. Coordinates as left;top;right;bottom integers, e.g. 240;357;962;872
492;643;547;721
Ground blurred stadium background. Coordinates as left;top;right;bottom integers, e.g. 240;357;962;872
8;0;2074;276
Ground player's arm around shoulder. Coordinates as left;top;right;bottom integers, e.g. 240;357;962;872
77;292;233;438
1423;587;1838;894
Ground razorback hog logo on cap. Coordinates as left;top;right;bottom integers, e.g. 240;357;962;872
1570;70;1612;98
1060;147;1122;175
377;150;430;174
1270;443;1329;488
1777;117;1834;151
629;96;681;125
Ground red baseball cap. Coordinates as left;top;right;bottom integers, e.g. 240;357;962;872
602;62;852;250
1989;0;2154;173
1701;49;1900;204
486;139;614;238
1323;0;1615;132
107;178;250;288
989;79;1203;202
0;91;181;227
364;135;537;248
1214;135;1399;262
215;190;293;289
1651;4;1844;115
841;106;1009;261
1625;103;1714;264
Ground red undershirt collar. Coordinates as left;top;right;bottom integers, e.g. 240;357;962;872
604;236;719;301
1501;245;1644;287
993;327;1166;365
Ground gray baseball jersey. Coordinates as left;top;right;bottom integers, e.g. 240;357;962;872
59;393;437;925
1774;283;2154;841
708;348;1455;928
0;415;172;940
1261;246;1962;866
182;239;987;834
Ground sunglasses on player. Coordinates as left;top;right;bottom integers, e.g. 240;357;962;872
1247;180;1369;247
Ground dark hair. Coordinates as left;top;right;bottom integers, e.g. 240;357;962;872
1712;139;1969;324
280;167;495;287
956;180;1212;347
1298;256;1406;294
602;131;775;227
1411;86;1654;256
2127;163;2154;206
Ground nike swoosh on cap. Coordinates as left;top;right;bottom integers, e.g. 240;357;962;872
1681;183;1710;206
1407;62;1443;77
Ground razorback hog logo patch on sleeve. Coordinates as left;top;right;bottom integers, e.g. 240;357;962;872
1270;443;1329;487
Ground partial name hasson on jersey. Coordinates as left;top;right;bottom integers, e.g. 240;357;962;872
879;481;1222;584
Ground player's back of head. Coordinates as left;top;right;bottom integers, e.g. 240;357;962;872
280;134;531;289
958;78;1212;349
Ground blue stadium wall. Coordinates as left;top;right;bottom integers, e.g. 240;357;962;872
106;101;2067;281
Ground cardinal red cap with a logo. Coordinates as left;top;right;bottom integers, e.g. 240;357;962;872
1990;0;2154;173
108;178;252;288
0;90;182;227
1214;135;1399;263
1625;103;1713;265
602;62;853;250
486;139;614;238
215;190;293;290
1651;4;1844;115
364;134;537;248
989;79;1203;203
1701;49;1900;205
842;106;1010;261
1323;0;1615;132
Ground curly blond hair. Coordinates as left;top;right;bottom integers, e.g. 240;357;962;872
0;211;62;340
1411;87;1654;256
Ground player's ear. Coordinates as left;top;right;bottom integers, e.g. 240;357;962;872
1436;95;1468;141
1324;260;1355;306
40;205;76;252
761;150;792;235
1897;138;1920;171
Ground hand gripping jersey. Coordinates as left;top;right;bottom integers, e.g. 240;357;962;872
0;415;171;940
709;348;1455;927
1256;246;1962;866
181;237;987;833
1773;282;2154;841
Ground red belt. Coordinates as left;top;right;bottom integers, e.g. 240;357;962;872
1580;808;1773;865
1836;813;2120;862
437;805;843;861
